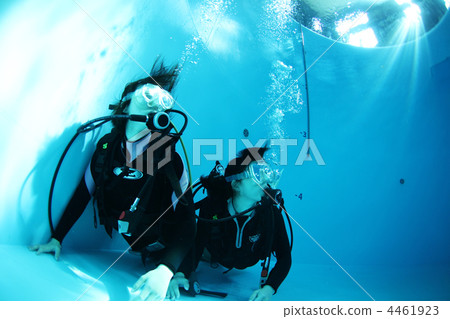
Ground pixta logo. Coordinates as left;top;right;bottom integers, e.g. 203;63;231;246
192;138;325;166
125;132;174;176
123;136;325;176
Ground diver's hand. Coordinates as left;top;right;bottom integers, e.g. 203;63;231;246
166;272;189;300
132;264;174;301
28;238;61;261
249;285;275;301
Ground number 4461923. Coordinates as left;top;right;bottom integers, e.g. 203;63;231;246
387;305;439;316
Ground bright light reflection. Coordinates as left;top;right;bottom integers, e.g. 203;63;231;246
311;17;322;33
335;12;369;36
396;0;422;25
66;265;110;300
348;28;378;48
404;4;422;24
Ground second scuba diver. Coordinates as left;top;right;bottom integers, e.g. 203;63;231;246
167;147;292;301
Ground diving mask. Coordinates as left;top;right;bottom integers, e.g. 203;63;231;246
124;83;174;113
124;84;174;141
139;83;174;111
225;160;281;187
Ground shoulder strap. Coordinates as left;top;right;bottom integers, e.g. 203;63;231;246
162;162;188;206
91;129;123;237
118;155;190;236
117;170;157;236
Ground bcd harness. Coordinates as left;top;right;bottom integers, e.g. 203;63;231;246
48;111;190;241
192;162;293;289
91;128;188;238
260;188;286;288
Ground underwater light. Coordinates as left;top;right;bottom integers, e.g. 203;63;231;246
403;4;422;24
396;0;422;25
347;28;378;48
296;0;448;47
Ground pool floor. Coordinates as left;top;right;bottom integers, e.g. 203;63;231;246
1;245;448;301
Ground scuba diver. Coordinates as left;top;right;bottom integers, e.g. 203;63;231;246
29;59;196;301
166;147;292;301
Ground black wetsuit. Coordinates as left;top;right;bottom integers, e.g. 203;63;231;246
180;194;291;293
53;131;195;274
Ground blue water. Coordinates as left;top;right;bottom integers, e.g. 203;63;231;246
0;0;449;301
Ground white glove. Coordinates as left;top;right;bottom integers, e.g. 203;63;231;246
249;285;275;301
28;238;61;261
166;272;189;300
131;264;174;301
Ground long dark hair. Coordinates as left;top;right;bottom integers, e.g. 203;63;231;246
110;58;179;133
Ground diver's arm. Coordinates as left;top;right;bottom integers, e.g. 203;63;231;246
29;173;92;260
158;153;197;273
193;203;211;269
176;245;196;279
264;207;292;293
176;204;210;278
158;187;196;274
165;199;209;300
133;184;196;301
52;158;95;243
52;177;92;243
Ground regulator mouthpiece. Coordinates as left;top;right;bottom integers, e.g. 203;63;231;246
147;112;170;131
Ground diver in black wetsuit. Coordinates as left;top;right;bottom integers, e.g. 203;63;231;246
167;147;292;301
29;60;196;301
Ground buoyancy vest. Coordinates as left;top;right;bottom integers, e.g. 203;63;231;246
199;194;278;269
90;128;187;238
